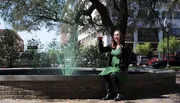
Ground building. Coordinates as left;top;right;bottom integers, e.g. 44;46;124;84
0;29;24;52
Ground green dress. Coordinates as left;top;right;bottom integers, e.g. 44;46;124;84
99;47;128;84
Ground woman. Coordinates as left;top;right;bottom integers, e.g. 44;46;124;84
98;30;129;101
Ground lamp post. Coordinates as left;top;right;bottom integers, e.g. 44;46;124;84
163;18;170;67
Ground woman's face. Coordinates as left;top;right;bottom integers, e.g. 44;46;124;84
113;31;120;43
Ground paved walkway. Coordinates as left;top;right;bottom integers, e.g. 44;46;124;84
0;93;179;103
0;98;179;103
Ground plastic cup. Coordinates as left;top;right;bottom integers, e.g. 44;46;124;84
99;36;103;40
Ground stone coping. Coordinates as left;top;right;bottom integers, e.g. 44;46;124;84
0;67;177;73
0;67;101;71
0;75;103;81
0;72;177;81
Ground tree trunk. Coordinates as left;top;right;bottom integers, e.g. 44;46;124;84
116;0;128;45
89;0;115;35
90;0;128;45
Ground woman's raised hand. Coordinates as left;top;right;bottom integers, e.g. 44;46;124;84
97;33;103;40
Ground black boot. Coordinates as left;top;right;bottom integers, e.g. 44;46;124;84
114;93;123;101
102;89;113;100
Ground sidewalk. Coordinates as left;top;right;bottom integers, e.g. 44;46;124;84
0;98;179;103
0;93;179;103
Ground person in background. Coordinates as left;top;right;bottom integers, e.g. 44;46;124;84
98;30;130;101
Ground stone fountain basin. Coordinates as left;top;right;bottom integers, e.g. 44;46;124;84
0;69;178;99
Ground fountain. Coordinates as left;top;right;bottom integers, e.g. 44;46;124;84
60;24;79;76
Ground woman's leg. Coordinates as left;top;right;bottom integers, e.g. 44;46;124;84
114;83;123;101
109;73;123;101
102;75;113;100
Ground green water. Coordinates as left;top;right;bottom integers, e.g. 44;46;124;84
58;1;79;76
59;24;79;76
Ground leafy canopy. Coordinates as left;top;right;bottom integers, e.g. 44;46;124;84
0;29;21;67
0;0;179;41
157;36;180;54
134;42;152;55
0;0;67;31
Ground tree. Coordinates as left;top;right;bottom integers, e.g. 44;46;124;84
169;0;180;10
0;0;177;47
20;38;44;67
157;36;180;54
0;0;128;43
134;42;152;56
45;38;62;66
38;53;51;67
0;29;21;67
26;38;40;60
80;44;100;63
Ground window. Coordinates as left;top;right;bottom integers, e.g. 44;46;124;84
162;11;172;19
149;11;159;18
138;28;158;41
137;10;147;18
172;28;180;36
173;12;180;19
128;10;134;17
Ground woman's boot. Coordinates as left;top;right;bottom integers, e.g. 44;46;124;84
102;89;113;100
114;93;123;101
114;83;123;101
102;81;113;100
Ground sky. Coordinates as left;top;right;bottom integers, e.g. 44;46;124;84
0;18;60;49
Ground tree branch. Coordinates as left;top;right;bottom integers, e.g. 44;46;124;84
89;0;115;35
113;0;120;12
28;14;74;24
75;4;96;26
88;15;103;26
150;0;167;33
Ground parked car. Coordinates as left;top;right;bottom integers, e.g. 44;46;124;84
148;57;159;66
152;60;167;69
151;54;180;68
163;54;176;61
137;55;148;66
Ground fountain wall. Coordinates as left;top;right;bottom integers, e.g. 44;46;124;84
0;73;178;99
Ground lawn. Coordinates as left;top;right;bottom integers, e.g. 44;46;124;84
129;65;180;71
165;66;180;71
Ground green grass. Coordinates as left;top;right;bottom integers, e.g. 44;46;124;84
129;65;180;71
163;66;180;71
128;65;137;69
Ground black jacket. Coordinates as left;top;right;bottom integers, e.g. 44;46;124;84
98;39;130;71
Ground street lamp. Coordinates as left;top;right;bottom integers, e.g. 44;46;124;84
163;18;170;67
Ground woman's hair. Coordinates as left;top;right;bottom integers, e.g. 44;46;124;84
111;30;121;49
